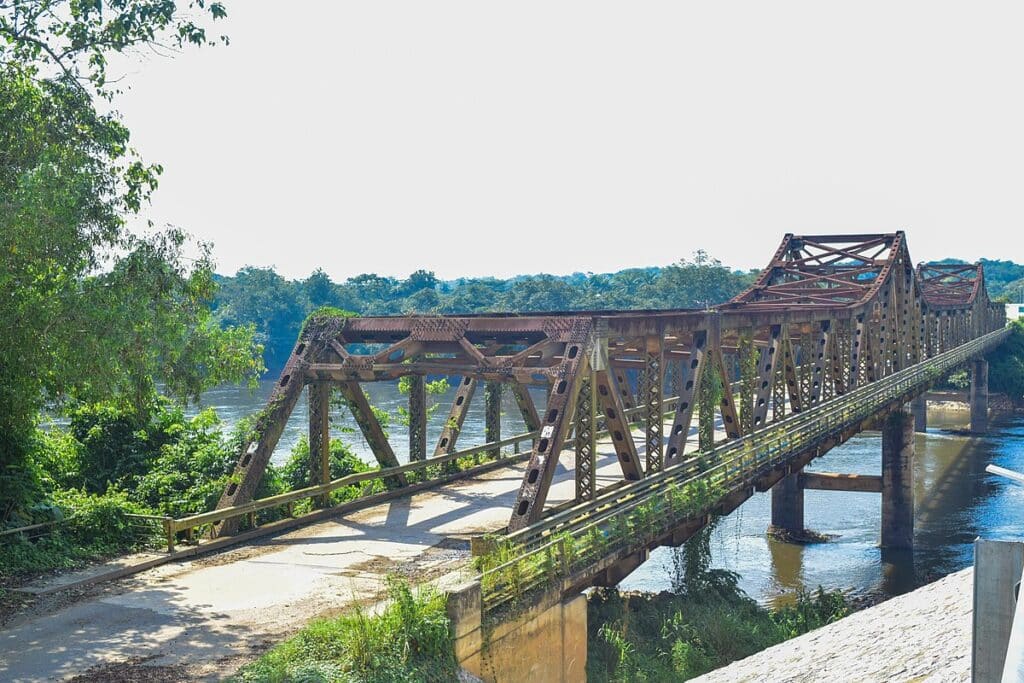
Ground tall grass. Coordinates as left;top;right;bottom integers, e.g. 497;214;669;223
587;583;849;682
234;576;456;683
588;527;849;682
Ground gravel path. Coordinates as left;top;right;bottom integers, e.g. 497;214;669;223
695;568;973;683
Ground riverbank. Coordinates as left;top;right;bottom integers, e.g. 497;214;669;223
694;567;973;682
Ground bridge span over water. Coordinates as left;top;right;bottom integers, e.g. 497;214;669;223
1;233;1009;681
194;232;1006;679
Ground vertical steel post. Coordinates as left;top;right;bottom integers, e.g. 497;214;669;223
408;375;426;462
308;382;331;508
642;336;664;474
484;381;503;459
574;371;597;502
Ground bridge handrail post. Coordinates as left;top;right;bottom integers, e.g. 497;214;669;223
163;517;175;554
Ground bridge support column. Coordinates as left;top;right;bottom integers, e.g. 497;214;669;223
912;394;927;433
770;470;804;535
881;405;914;549
970;358;989;433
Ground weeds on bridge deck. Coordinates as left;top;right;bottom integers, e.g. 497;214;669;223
473;327;1011;625
474;478;725;620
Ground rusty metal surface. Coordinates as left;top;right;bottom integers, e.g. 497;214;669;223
212;232;1008;536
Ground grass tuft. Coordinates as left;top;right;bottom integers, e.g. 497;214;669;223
233;576;457;683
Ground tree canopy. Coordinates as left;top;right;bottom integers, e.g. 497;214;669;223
1;1;259;519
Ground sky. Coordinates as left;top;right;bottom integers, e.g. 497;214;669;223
112;1;1024;281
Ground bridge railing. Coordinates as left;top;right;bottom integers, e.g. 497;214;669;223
159;392;690;551
476;327;1011;617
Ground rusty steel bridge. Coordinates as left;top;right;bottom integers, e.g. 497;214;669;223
177;232;1007;635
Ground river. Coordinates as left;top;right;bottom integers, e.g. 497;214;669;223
199;380;1024;606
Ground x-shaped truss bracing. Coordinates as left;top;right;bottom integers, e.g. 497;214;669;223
212;232;1006;536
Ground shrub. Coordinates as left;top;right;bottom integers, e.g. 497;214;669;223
279;436;373;492
0;489;153;579
234;576;456;683
134;408;239;517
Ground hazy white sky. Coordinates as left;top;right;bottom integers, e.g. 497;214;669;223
114;1;1024;280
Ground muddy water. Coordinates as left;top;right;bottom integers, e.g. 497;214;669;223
200;381;1024;605
619;408;1024;605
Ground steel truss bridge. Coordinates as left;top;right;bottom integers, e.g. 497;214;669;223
205;232;1007;611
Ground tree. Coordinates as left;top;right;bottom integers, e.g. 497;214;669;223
303;268;337;310
0;3;258;520
654;250;751;309
1;1;228;96
988;319;1024;404
215;266;302;370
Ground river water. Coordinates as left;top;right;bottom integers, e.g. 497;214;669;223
199;380;1024;606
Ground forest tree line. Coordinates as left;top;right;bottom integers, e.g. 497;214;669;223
213;255;1024;372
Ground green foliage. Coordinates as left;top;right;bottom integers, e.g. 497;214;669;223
234;576;456;683
945;370;970;391
279;436;373;492
0;59;262;521
0;489;152;578
988;319;1024;402
133;409;242;517
587;578;849;681
0;1;228;97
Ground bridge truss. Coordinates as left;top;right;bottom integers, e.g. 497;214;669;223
214;232;1005;535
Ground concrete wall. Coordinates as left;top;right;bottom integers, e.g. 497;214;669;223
448;581;587;683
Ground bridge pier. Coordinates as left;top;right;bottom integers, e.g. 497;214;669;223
912;394;927;433
881;405;915;549
770;470;804;535
970;358;989;433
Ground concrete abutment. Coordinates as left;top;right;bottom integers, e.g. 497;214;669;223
447;581;586;683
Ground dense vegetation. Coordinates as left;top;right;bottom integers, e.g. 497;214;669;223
0;1;260;581
234;576;457;683
1;400;372;580
588;529;849;681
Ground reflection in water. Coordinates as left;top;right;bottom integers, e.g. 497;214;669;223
620;409;1024;606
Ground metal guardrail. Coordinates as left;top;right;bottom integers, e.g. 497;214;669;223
478;327;1011;614
160;393;691;551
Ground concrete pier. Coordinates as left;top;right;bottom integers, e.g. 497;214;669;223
770;470;804;534
881;405;915;549
970;358;989;433
912;394;928;433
